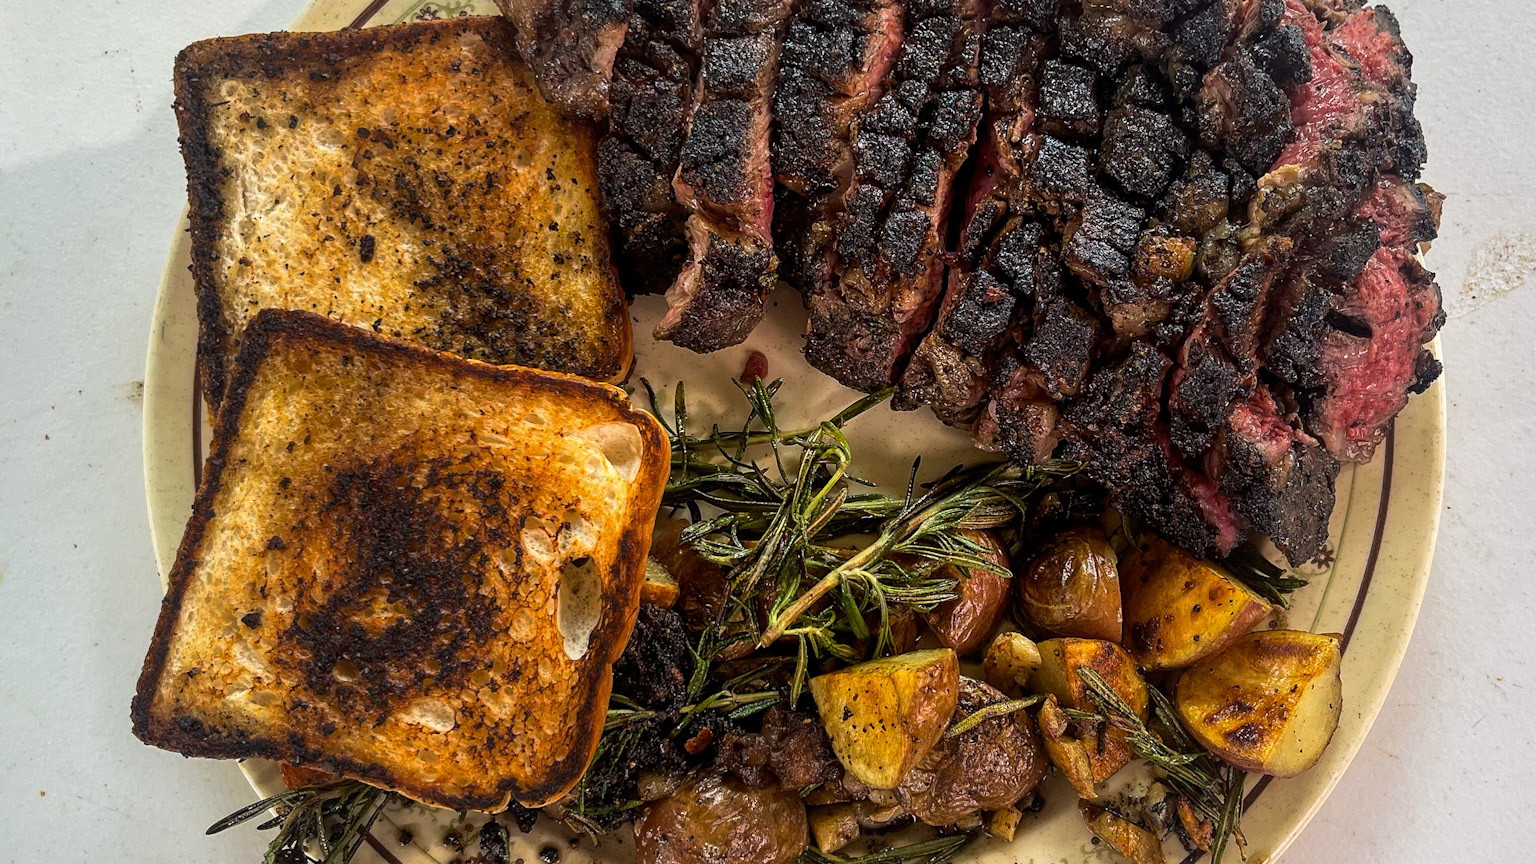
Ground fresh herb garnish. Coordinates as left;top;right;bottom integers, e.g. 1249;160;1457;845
1078;669;1248;862
1222;543;1311;608
646;377;1081;702
797;832;977;864
207;779;388;864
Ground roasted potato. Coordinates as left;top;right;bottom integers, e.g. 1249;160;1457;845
651;517;727;630
1174;630;1342;777
635;771;808;864
1121;537;1271;670
641;557;681;608
807;804;859;854
1036;695;1097;799
982;632;1043;696
922;531;1011;656
1080;801;1166;864
896;678;1049;825
1016;527;1122;641
810;649;960;789
1028;638;1149;782
987;806;1025;842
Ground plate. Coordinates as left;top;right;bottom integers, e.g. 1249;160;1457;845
141;2;1446;861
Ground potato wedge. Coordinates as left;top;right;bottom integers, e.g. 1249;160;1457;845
1174;630;1342;777
1016;527;1122;641
810;648;960;790
635;771;808;864
807;804;859;854
1036;695;1097;799
1121;537;1271;670
1028;639;1148;782
1080;801;1166;864
641;557;681;608
982;632;1043;696
922;531;1011;656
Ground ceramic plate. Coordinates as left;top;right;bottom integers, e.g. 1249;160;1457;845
142;2;1446;861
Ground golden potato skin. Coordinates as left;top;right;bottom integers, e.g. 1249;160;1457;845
1175;630;1343;777
809;649;960;790
1036;695;1097;799
807;804;859;854
1121;537;1271;670
922;531;1011;656
896;678;1049;826
1080;801;1166;864
982;632;1043;696
1016;527;1122;641
1028;639;1149;782
635;771;808;864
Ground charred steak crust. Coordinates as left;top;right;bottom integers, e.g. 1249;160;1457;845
654;0;792;352
802;0;987;391
599;0;703;295
591;0;1440;564
896;0;1437;565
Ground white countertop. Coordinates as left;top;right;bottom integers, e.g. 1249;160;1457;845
2;0;1533;860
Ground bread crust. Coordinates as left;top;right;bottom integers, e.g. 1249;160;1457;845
172;17;630;408
131;309;667;811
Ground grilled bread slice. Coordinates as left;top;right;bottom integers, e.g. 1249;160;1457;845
131;310;668;811
173;17;630;410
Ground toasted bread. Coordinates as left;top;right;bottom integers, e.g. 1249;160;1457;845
131;310;668;811
173;17;630;409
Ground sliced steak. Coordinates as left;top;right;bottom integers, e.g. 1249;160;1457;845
1309;233;1441;461
1216;385;1338;565
1062;342;1242;556
655;0;791;352
495;0;631;117
600;6;702;294
804;0;986;391
772;0;904;294
655;217;779;351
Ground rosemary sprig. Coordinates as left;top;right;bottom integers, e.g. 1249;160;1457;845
758;460;1079;648
1222;543;1310;608
1077;669;1248;861
208;779;388;864
943;695;1045;739
650;377;1083;703
798;833;976;864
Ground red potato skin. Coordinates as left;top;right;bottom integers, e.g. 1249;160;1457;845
1015;527;1122;642
923;531;1011;656
636;771;808;864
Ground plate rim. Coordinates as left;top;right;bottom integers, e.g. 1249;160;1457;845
138;2;1448;860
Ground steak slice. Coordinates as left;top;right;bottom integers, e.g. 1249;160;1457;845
1328;4;1424;178
1308;231;1441;461
1063;342;1243;556
771;0;905;294
654;216;778;351
1216;384;1338;565
495;0;630;118
600;7;702;295
1259;3;1441;462
803;0;985;391
655;0;791;352
897;26;1047;422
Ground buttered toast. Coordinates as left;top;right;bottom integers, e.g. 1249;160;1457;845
131;310;667;811
173;17;630;409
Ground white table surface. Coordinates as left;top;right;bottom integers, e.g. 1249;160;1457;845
2;1;1533;860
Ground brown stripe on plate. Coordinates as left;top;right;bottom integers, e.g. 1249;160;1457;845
1178;423;1398;863
365;833;409;864
348;0;391;28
